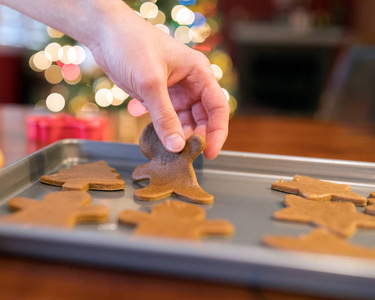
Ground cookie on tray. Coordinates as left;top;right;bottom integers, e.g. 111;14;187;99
263;228;375;259
40;160;125;191
0;191;109;228
132;122;213;204
271;175;367;206
273;195;375;238
118;200;234;240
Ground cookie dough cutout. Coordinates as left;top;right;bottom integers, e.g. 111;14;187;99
0;191;109;228
263;229;375;259
272;175;367;206
118;200;234;240
274;195;375;238
365;192;375;215
40;160;125;191
132;122;213;204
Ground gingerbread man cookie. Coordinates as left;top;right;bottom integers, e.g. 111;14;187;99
40;160;125;191
0;191;108;228
271;175;366;206
273;195;375;238
263;229;375;259
365;192;375;215
118;200;234;240
132;123;213;204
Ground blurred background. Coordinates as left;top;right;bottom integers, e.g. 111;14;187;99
1;0;375;122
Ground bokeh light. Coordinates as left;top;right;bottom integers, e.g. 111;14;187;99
179;0;196;4
211;64;223;81
81;102;99;112
128;99;148;117
29;54;41;72
171;5;185;21
68;96;89;113
33;51;52;70
95;88;113;107
94;77;112;93
209;50;233;74
155;24;170;35
47;26;64;38
51;84;70;100
57;45;72;64
174;26;193;44
147;10;166;25
140;2;158;19
111;85;128;101
176;7;195;25
191;22;211;43
62;64;81;81
44;65;63;84
44;42;61;61
46;93;65;112
222;88;230;100
191;12;206;28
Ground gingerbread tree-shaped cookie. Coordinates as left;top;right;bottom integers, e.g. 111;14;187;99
274;195;375;238
132;123;213;204
118;200;234;240
40;160;125;191
272;175;367;206
0;191;108;228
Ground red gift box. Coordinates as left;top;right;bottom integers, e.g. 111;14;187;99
26;113;109;144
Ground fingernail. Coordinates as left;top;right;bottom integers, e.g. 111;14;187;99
166;133;185;152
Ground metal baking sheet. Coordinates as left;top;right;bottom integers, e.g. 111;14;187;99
1;139;375;298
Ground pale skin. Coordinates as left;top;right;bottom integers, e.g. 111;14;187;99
1;0;229;159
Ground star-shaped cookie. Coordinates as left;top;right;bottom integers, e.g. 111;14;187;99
132;122;213;204
271;175;367;206
118;200;234;240
263;229;375;259
273;194;375;237
40;160;125;191
0;191;109;228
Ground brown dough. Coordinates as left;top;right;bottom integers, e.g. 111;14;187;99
118;200;234;240
0;191;108;228
132;122;213;204
365;192;375;215
40;160;125;191
263;229;375;259
273;195;375;238
271;175;367;206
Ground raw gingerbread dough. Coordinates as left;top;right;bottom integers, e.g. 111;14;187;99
118;200;234;240
132;123;213;204
40;160;125;191
0;191;108;228
273;194;375;238
272;175;367;206
263;229;375;259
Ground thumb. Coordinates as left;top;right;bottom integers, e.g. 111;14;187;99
145;87;186;153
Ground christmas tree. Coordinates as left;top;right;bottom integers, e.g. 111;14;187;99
29;0;238;117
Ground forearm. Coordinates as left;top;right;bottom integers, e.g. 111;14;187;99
0;0;133;49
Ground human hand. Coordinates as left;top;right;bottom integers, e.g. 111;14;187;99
89;2;229;160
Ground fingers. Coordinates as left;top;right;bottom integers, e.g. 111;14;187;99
200;79;230;160
141;81;186;153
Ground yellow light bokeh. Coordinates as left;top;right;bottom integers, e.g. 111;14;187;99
46;93;65;112
51;84;70;100
209;50;233;74
111;85;128;101
29;54;41;72
95;88;113;107
93;77;113;93
47;26;64;38
222;88;230;100
140;2;158;19
68;96;89;114
191;22;211;43
81;102;99;112
71;45;86;64
155;24;170;35
171;5;185;21
147;10;166;25
44;65;63;84
33;51;52;71
174;26;193;44
44;42;61;61
58;45;72;64
211;64;223;81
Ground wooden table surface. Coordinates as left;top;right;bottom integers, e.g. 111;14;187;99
1;104;375;300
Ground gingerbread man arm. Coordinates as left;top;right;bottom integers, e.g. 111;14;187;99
181;134;205;160
134;185;174;201
75;205;109;223
118;209;151;225
132;163;153;181
198;219;235;237
7;197;38;211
